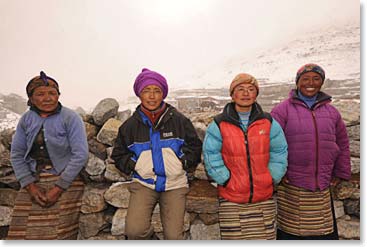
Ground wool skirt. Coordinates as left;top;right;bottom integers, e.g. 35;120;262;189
218;197;276;240
6;172;84;240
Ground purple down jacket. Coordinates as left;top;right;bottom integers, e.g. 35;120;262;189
271;90;351;191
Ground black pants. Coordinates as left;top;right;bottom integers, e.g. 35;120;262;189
277;195;339;240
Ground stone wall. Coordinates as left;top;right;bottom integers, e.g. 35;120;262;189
0;96;360;240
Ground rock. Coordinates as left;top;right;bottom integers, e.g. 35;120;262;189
88;138;108;160
82;114;95;124
106;147;114;159
347;124;359;141
0;167;14;177
104;163;128;182
343;199;360;218
351;157;360;174
81;185;108;214
0;188;17;207
75;107;86;116
190;220;220;240
89;174;107;183
111;208;128;235
0;149;11;167
0;174;20;190
84;122;99;140
0;206;13;226
186;180;219;214
85;153;106;176
86;232;126;240
104;182;131;208
78;212;107;239
198;213;219;225
349;140;360;157
115;110;131;123
337;217;360;239
0;226;9;240
96;118;123;146
333;200;345;219
92;98;119;126
193;163;208;180
0;129;15;149
334;181;359;200
193;122;207;142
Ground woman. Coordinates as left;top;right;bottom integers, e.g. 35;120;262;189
7;71;88;240
271;63;351;240
203;72;288;240
111;68;202;240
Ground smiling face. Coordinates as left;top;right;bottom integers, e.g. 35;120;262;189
139;85;164;111
30;86;59;113
231;83;257;112
297;71;323;97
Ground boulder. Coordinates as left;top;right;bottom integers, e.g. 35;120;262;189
190;219;220;240
88;138;108;160
115;110;131;123
0;188;17;207
186;180;218;214
85;152;106;177
78;212;107;239
96;118;123;146
111;208;128;236
92;98;119;126
81;185;108;214
104;182;131;208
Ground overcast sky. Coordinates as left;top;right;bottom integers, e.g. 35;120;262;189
0;0;360;110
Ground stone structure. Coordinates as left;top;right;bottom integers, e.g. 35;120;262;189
0;88;360;239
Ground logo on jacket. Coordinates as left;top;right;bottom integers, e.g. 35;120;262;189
163;132;174;138
259;129;266;135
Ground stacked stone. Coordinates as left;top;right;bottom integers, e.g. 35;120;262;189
0;96;360;240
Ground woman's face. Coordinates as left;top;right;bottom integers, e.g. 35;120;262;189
30;86;59;113
139;85;163;111
231;83;257;112
297;72;323;97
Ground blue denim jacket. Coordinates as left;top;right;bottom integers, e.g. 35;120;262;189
11;106;88;189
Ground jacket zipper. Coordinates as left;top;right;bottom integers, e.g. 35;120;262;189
244;131;254;203
311;111;320;189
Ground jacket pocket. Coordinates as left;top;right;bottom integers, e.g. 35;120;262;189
134;150;155;179
162;147;185;178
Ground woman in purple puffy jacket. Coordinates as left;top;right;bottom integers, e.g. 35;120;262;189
271;63;351;240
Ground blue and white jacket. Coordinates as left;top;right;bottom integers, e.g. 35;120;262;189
111;104;202;192
11;105;89;189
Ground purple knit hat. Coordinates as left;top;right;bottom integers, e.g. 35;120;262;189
133;68;168;99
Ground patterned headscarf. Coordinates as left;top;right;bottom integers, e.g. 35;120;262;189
26;71;60;106
296;63;325;84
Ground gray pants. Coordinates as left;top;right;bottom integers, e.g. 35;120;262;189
125;182;189;240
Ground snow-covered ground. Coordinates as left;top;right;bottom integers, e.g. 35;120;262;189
183;23;360;89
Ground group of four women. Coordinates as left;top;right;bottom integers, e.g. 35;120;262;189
8;63;350;240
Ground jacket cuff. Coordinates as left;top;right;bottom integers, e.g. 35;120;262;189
19;175;37;188
222;171;231;187
55;178;71;190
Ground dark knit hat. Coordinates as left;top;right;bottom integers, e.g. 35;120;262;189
229;73;259;96
26;71;60;97
296;63;325;84
133;68;168;99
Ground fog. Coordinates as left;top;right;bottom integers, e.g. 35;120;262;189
0;0;360;110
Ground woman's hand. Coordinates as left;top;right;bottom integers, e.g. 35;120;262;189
45;186;64;207
26;183;47;207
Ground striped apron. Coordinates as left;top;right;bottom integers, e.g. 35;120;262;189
6;173;84;240
277;182;334;236
218;198;276;240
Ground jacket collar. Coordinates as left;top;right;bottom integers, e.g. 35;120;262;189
289;89;332;109
222;102;266;128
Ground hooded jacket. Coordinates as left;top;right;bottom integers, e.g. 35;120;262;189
271;90;351;191
203;102;288;204
111;103;202;192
